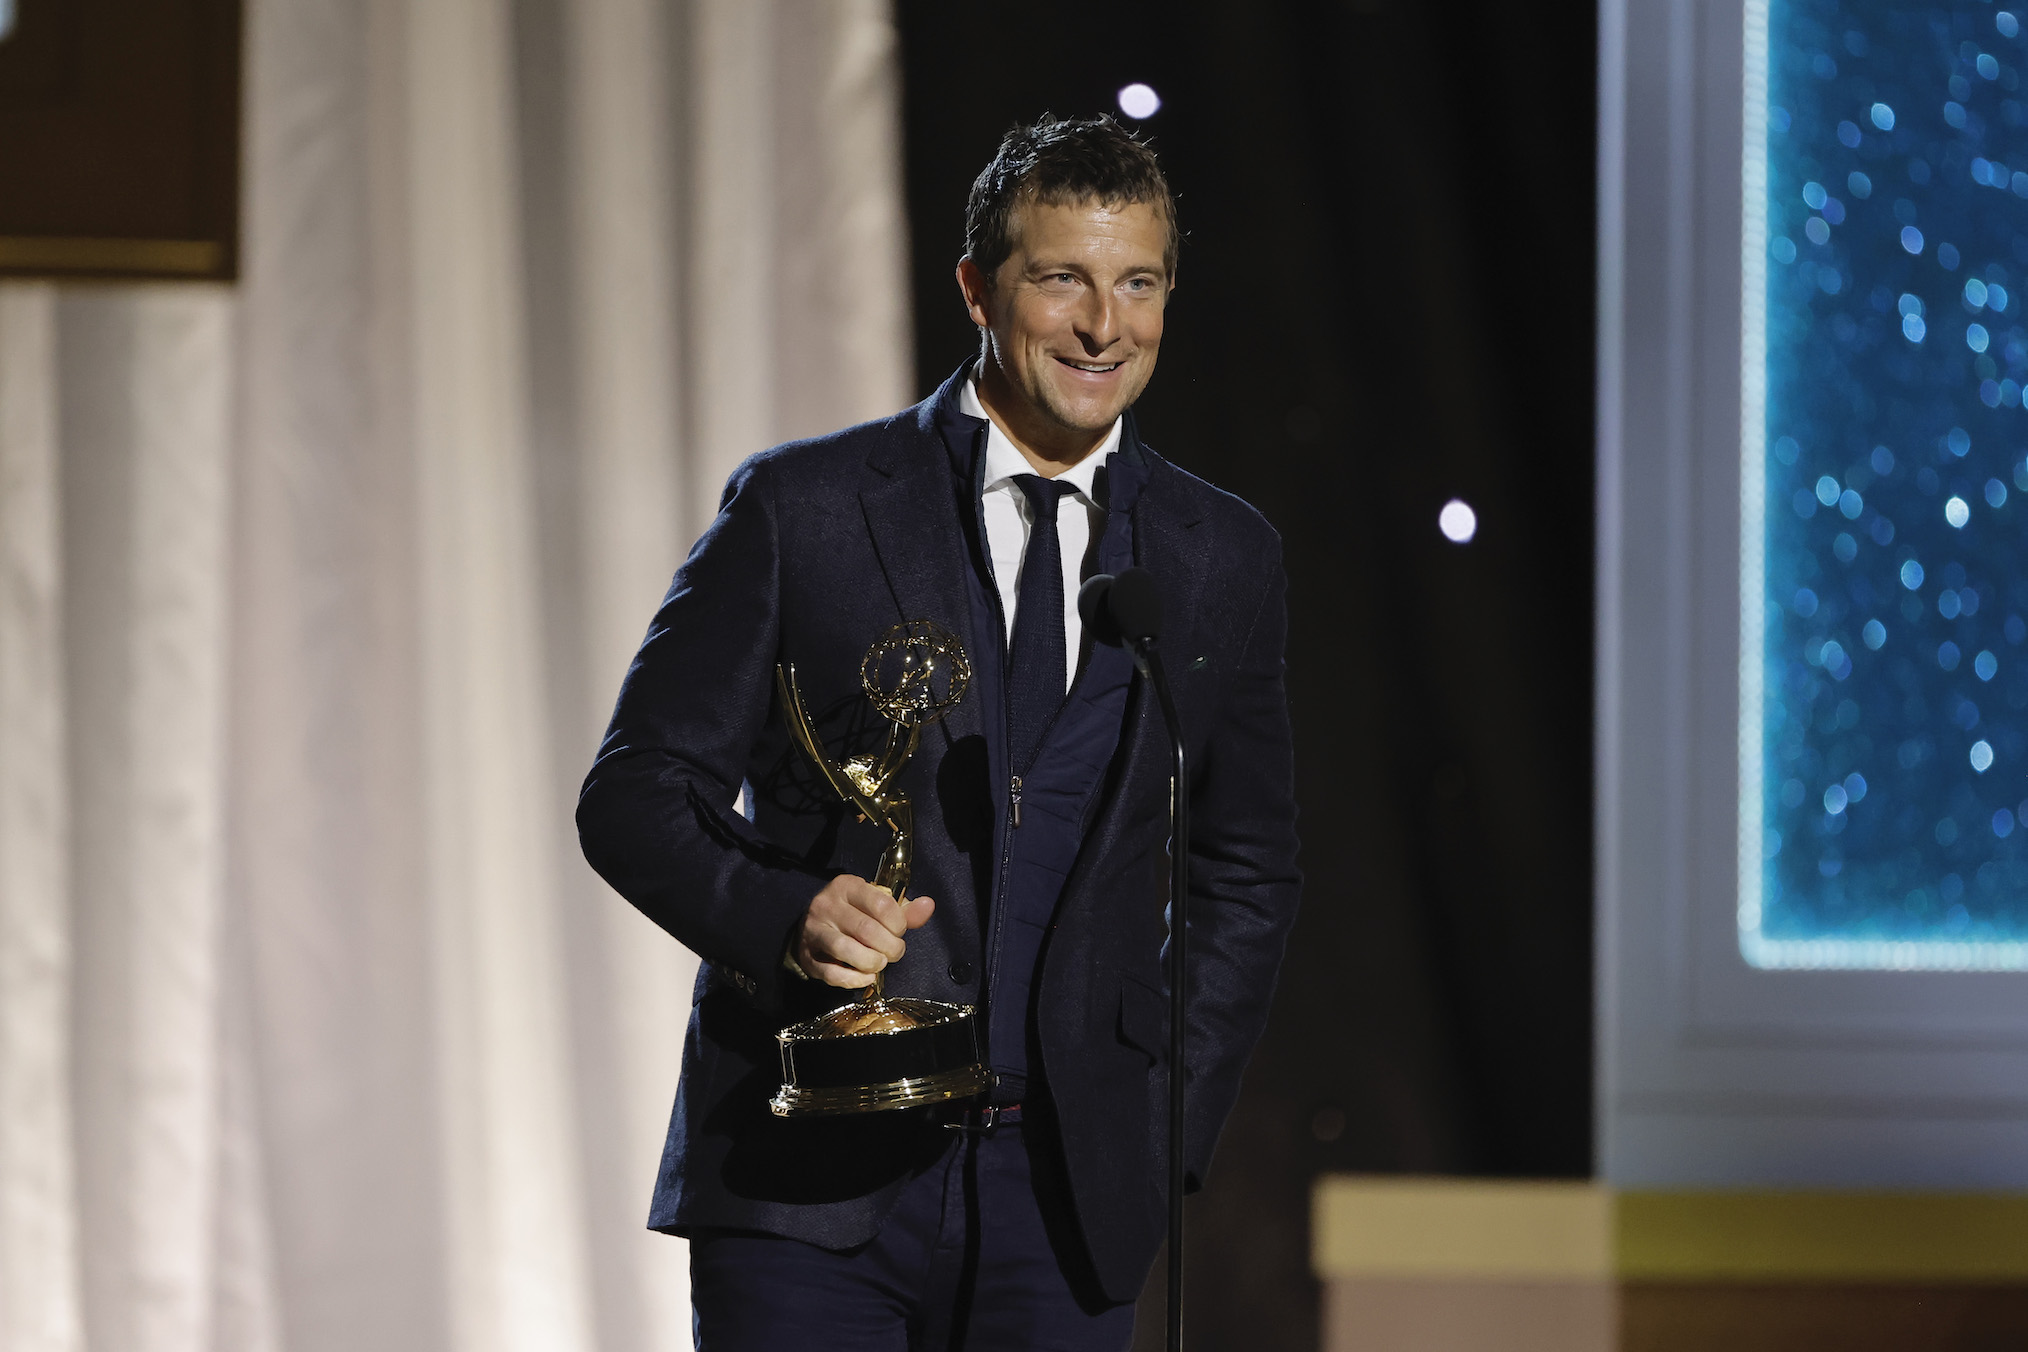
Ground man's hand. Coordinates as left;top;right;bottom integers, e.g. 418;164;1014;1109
793;875;936;988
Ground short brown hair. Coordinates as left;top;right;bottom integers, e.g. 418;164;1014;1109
963;114;1179;281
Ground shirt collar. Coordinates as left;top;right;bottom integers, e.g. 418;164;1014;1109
959;376;1120;503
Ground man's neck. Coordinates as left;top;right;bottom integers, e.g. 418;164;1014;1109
974;362;1109;478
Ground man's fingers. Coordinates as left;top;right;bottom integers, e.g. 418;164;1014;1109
804;927;891;978
838;908;907;963
793;876;926;990
844;880;911;936
803;956;877;989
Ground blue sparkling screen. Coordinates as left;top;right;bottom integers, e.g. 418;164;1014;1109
1751;0;2028;967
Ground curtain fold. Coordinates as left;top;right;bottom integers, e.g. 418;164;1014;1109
0;285;83;1352
0;0;912;1348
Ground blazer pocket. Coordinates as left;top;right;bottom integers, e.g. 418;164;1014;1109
1117;972;1167;1065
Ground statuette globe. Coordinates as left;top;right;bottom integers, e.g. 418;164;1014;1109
860;621;971;727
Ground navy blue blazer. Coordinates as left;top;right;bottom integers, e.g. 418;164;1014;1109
577;367;1302;1302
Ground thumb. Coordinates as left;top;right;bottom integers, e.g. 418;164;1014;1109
901;894;936;930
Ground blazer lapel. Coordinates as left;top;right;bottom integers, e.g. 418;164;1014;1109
1129;449;1210;658
1058;440;1208;918
859;414;985;750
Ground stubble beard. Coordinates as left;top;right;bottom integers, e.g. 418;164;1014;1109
1024;358;1150;441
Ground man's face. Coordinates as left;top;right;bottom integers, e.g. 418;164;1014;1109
960;198;1172;446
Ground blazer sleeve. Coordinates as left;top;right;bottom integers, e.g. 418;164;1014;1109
576;454;822;1012
1180;545;1303;1186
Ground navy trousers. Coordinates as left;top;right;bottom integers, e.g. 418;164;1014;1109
689;1121;1137;1351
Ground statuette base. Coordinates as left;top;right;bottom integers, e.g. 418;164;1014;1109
771;997;990;1118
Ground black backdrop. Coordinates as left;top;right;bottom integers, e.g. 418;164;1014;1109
895;3;1597;1346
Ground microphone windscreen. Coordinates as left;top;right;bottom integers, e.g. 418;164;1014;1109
1107;567;1163;642
1078;574;1122;646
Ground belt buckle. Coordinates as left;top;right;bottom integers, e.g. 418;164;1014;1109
944;1102;1017;1134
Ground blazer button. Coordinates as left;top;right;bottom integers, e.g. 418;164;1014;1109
948;962;973;984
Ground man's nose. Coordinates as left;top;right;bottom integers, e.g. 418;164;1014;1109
1074;291;1121;353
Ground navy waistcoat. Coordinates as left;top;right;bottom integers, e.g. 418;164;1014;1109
937;399;1149;1102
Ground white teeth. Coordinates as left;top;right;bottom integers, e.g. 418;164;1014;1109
1066;361;1120;372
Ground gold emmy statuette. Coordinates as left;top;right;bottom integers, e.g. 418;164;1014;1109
768;620;994;1118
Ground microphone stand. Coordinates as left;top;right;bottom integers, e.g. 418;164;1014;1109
1081;567;1188;1351
1128;634;1188;1352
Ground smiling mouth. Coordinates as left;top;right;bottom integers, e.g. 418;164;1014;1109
1057;358;1123;373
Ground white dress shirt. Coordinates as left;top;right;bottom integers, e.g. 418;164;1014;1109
958;378;1122;692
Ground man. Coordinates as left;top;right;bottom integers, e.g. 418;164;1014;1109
579;114;1301;1349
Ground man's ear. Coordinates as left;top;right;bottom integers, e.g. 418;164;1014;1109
956;257;993;330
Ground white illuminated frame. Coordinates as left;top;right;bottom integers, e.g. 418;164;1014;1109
1734;0;2028;971
1599;0;2028;1190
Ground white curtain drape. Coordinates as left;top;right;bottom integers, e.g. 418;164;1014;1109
0;0;914;1348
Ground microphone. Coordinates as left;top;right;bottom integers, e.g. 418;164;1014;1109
1077;567;1163;647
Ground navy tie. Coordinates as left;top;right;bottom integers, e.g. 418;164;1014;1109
1007;474;1077;775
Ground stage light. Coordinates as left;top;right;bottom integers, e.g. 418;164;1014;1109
1438;499;1477;543
1117;83;1161;119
